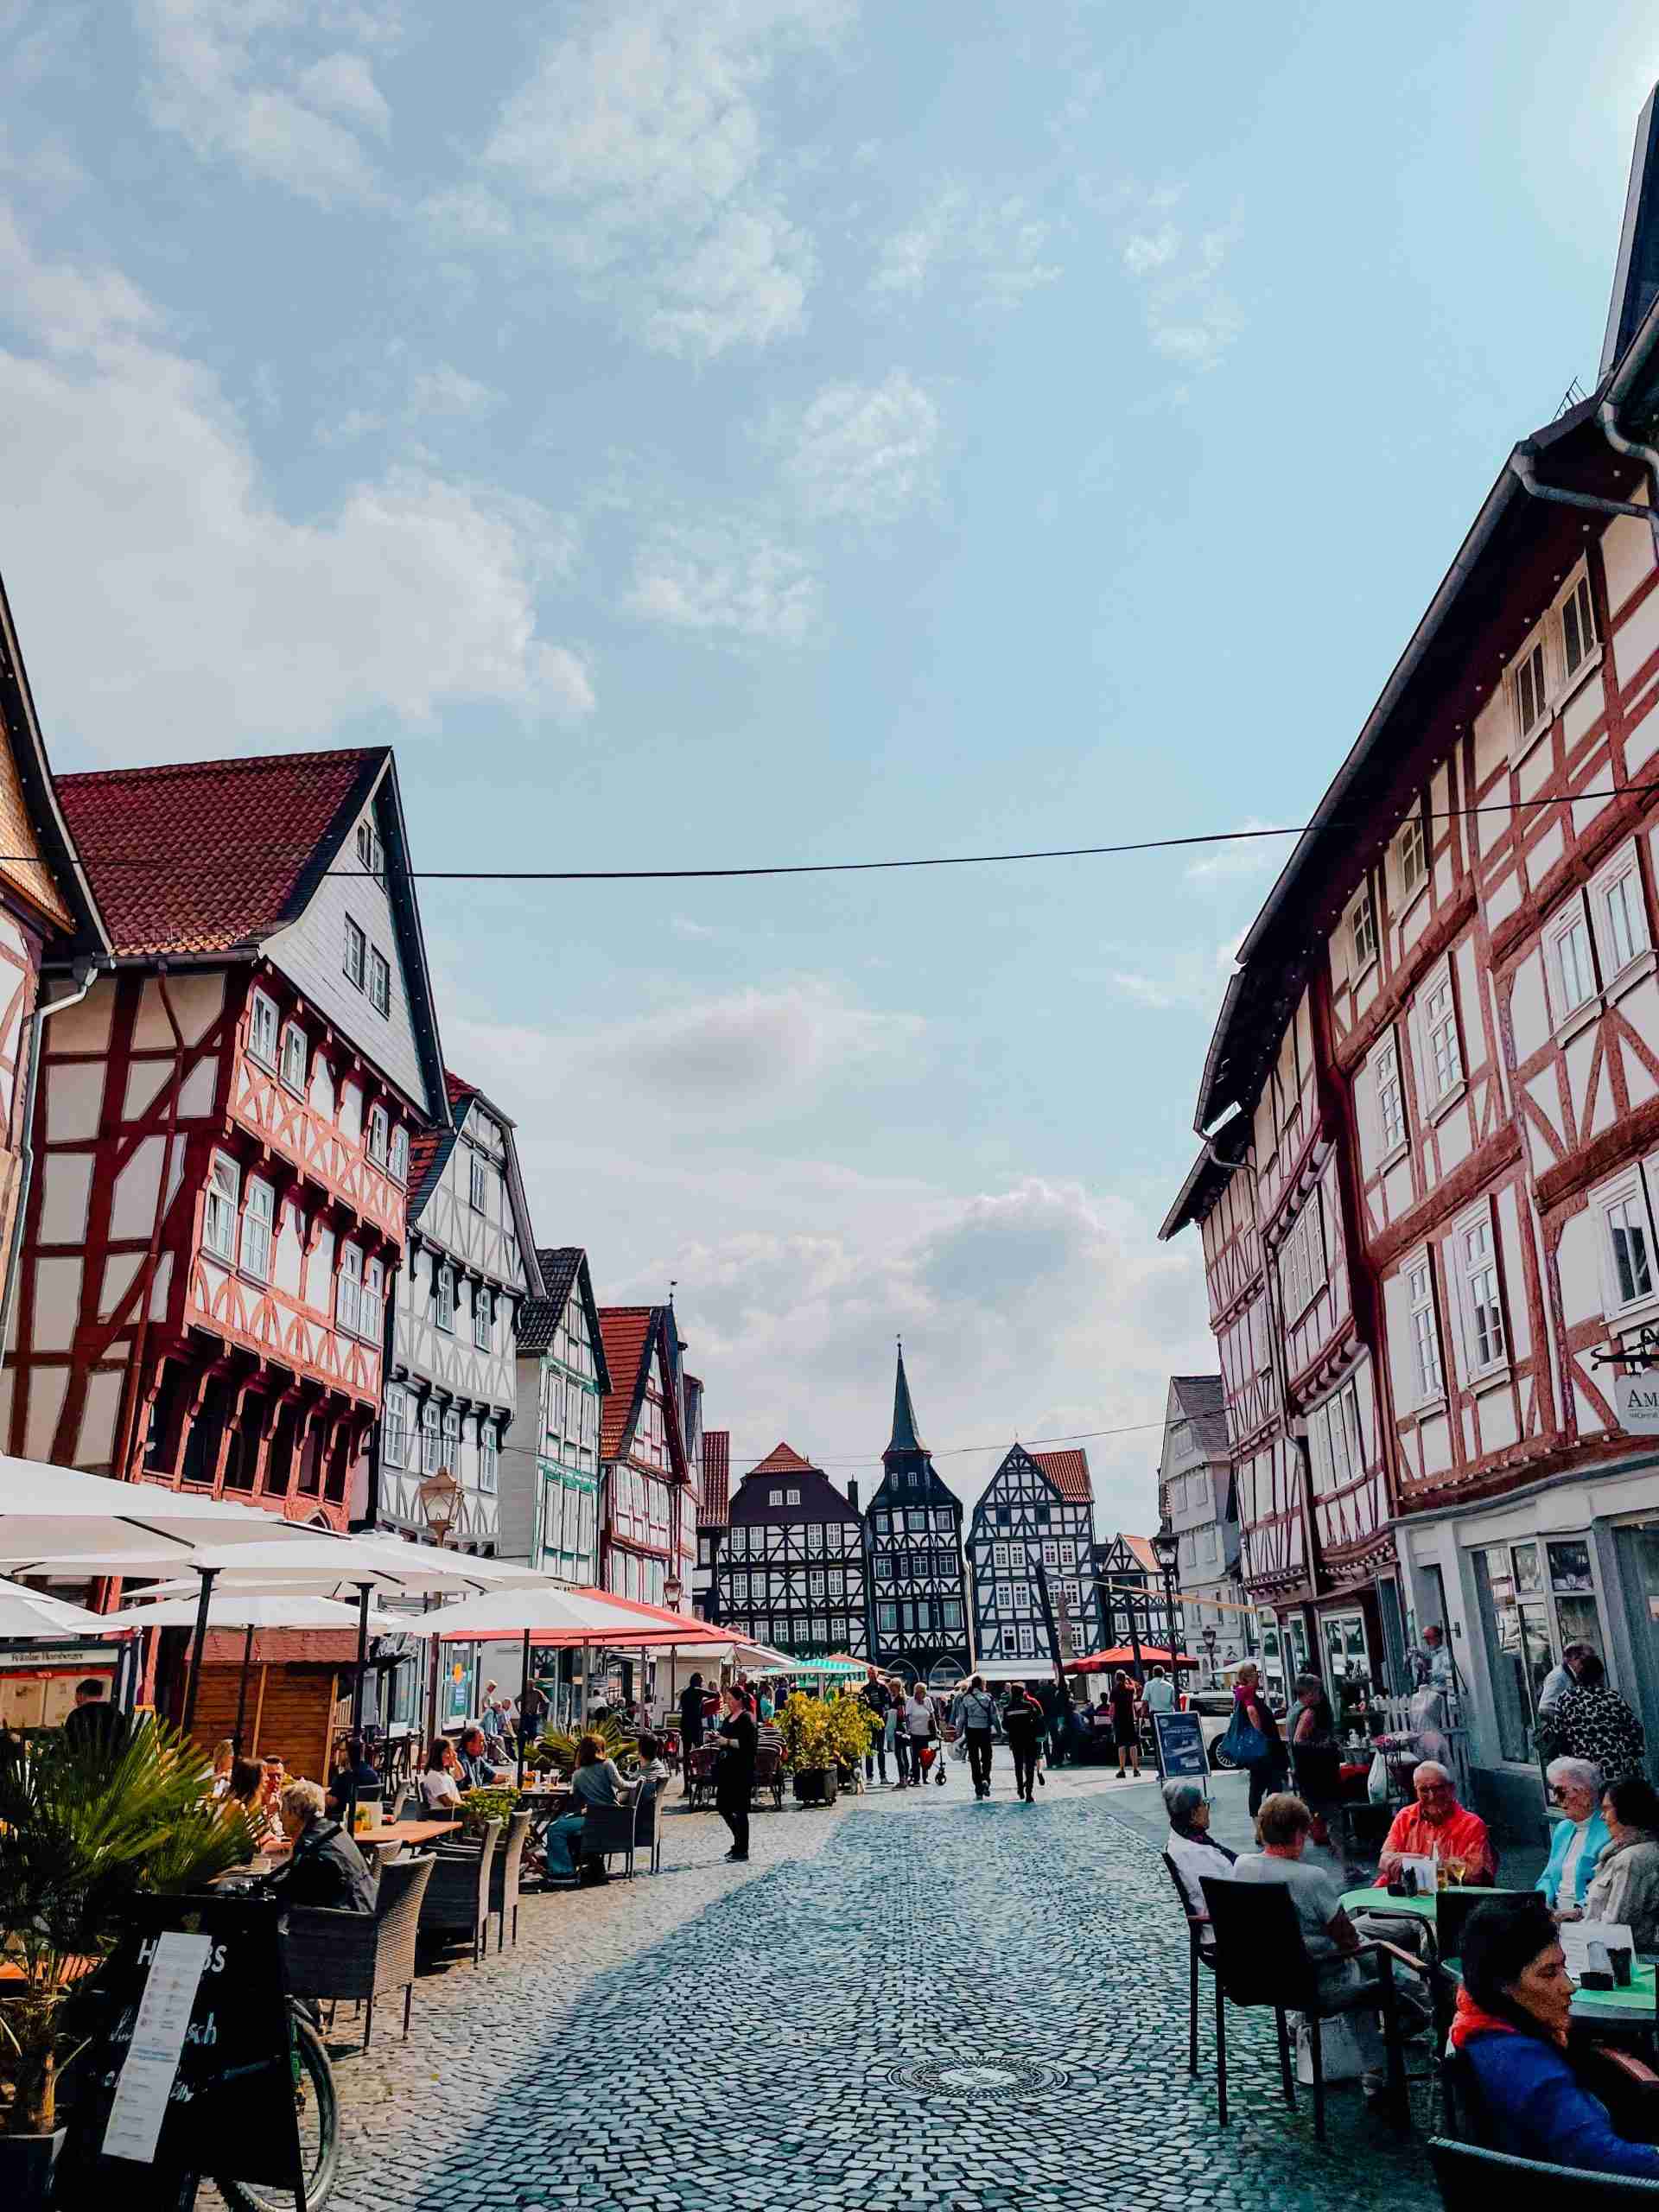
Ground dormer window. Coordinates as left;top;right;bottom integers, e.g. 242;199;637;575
280;1022;308;1094
248;988;278;1068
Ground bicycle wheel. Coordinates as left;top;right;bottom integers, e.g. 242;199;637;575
215;2012;340;2212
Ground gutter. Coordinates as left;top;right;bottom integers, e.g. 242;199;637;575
0;957;105;1371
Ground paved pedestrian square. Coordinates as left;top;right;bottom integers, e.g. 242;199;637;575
258;1764;1441;2212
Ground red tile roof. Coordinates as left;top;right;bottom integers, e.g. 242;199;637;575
1120;1532;1159;1573
747;1440;816;1478
598;1307;658;1465
1032;1448;1093;1503
701;1430;730;1524
55;748;380;957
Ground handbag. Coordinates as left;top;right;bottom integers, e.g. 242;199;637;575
1219;1707;1269;1767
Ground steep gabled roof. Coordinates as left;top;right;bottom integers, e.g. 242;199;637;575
1031;1448;1093;1503
1118;1532;1159;1574
700;1430;730;1525
516;1248;609;1389
0;571;107;955
748;1441;815;1478
598;1306;686;1479
885;1344;926;1456
404;1070;544;1297
1170;1375;1230;1456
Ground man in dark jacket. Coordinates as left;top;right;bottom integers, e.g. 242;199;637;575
60;1677;126;1756
264;1779;377;1913
861;1675;891;1786
1002;1683;1046;1803
677;1673;707;1798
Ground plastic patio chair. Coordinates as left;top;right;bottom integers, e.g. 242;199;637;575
1160;1850;1217;2076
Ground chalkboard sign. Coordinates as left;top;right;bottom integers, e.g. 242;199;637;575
1152;1709;1209;1783
63;1891;302;2204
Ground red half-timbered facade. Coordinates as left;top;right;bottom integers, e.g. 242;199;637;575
1162;240;1659;1811
0;747;448;1530
597;1306;694;1613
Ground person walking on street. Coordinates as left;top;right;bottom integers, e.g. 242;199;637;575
889;1676;913;1786
1232;1660;1289;1818
1039;1678;1070;1769
1538;1648;1648;1787
677;1670;708;1800
861;1673;892;1787
904;1682;937;1789
956;1674;999;1799
1141;1664;1176;1715
1109;1670;1142;1779
715;1685;757;1862
1004;1681;1046;1802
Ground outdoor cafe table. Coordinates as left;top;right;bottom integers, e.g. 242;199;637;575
353;1816;459;1853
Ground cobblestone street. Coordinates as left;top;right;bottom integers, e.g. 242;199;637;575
293;1769;1440;2212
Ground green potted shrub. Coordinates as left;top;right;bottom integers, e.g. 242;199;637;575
825;1694;875;1786
0;1715;251;2203
458;1783;522;1835
779;1694;837;1805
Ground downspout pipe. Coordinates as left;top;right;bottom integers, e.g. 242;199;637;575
1598;399;1659;559
0;956;103;1373
1509;443;1659;559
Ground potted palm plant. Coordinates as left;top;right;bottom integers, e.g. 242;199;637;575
0;1714;251;2203
531;1714;637;1779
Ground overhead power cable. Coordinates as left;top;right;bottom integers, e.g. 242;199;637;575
497;1411;1180;1471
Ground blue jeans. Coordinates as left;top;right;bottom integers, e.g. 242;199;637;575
543;1811;587;1878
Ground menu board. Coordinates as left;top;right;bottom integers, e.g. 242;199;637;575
1152;1710;1210;1782
64;1893;302;2201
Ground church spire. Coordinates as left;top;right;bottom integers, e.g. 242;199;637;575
887;1337;926;1454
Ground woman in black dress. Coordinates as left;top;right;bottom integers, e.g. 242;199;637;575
1110;1671;1141;1779
715;1685;757;1863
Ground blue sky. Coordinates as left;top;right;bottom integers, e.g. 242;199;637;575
3;1;1658;1529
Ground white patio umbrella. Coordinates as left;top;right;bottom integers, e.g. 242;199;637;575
0;1459;340;1571
0;1576;132;1640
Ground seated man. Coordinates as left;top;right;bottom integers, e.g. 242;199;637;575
324;1732;383;1824
264;1777;377;1913
1378;1759;1496;1885
455;1725;508;1789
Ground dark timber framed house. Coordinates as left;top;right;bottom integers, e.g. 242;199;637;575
713;1442;866;1657
863;1348;971;1685
966;1444;1100;1671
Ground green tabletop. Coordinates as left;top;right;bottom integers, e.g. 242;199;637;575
1339;1885;1437;1923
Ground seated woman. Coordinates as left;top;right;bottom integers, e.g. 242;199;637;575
227;1753;285;1848
1452;1897;1659;2177
1580;1776;1659;1950
633;1731;671;1789
417;1737;464;1812
1162;1779;1236;1945
262;1778;378;1914
543;1732;638;1882
208;1738;236;1799
325;1732;383;1824
1536;1758;1609;1916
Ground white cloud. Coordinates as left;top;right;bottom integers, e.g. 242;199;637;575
0;210;594;754
626;518;818;644
407;362;501;418
671;916;719;940
474;0;849;358
135;0;401;207
1183;818;1284;883
779;370;940;525
1111;186;1243;372
871;180;1061;309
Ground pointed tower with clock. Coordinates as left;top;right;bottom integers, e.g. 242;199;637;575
862;1344;972;1687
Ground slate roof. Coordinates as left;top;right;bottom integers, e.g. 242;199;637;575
1031;1448;1093;1503
700;1430;730;1525
1171;1374;1230;1456
516;1247;608;1391
55;747;381;957
885;1346;926;1455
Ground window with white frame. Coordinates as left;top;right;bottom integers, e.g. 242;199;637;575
356;820;384;880
469;1154;489;1212
1595;1172;1657;1313
1278;1192;1328;1320
421;1400;441;1472
1349;881;1378;975
240;1177;275;1281
786;1486;801;1505
367;1103;389;1162
1591;841;1651;985
280;1023;308;1093
389;1124;408;1183
1458;1207;1507;1376
1395;808;1428;902
474;1285;492;1351
382;1384;410;1467
479;1423;498;1493
343;917;366;991
435;1262;455;1333
1406;1251;1445;1402
361;1256;384;1338
1513;634;1549;748
442;1407;461;1469
1419;963;1463;1106
203;1152;239;1260
337;1243;363;1334
1544;891;1599;1026
248;988;278;1068
368;948;391;1018
1561;568;1598;682
1372;1031;1408;1159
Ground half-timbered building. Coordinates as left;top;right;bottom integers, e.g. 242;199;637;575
499;1246;607;1581
1160;114;1659;1820
966;1443;1099;1672
713;1443;867;1656
694;1428;729;1621
371;1075;541;1554
864;1348;971;1685
3;747;446;1529
1158;1375;1249;1683
1093;1531;1176;1657
0;575;111;1335
597;1306;691;1612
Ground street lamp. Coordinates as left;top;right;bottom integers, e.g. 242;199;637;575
1149;1526;1180;1685
664;1574;684;1612
419;1467;461;1740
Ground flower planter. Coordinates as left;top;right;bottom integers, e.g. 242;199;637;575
0;2125;67;2209
792;1767;837;1807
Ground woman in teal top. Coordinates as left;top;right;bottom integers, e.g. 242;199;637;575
1537;1758;1611;1912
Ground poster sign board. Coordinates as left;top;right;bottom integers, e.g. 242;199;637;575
1152;1709;1209;1784
64;1892;302;2205
1617;1370;1659;1435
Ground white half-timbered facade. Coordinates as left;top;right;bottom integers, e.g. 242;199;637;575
374;1074;541;1554
864;1349;971;1684
499;1246;607;1580
966;1444;1098;1666
714;1443;867;1657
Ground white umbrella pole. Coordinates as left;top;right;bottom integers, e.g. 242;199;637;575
179;1566;219;1738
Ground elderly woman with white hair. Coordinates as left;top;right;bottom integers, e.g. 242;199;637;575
1536;1757;1609;1916
1163;1779;1236;1942
262;1777;377;1915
